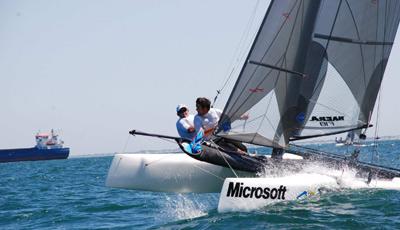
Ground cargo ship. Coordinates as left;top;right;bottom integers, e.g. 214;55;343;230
0;130;69;163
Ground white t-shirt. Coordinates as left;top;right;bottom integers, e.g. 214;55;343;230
176;114;195;140
194;108;222;134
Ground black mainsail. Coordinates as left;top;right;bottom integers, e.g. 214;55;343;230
217;0;323;148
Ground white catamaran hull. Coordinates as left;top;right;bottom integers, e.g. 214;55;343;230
105;153;304;193
106;153;255;193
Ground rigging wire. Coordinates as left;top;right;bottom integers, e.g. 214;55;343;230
371;81;383;164
190;164;225;181
144;155;175;167
210;140;239;178
370;0;389;164
158;137;179;145
212;0;262;106
121;135;131;154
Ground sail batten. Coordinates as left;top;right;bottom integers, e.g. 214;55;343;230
248;60;306;77
314;33;394;45
217;132;284;148
290;124;371;141
301;125;362;130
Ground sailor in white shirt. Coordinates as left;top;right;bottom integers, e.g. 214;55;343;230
194;97;222;138
194;97;249;154
176;104;196;140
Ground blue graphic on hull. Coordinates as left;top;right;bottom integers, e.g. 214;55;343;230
296;191;308;199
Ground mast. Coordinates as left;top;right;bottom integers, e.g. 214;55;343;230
271;1;321;158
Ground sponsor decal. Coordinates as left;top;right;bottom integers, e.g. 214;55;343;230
282;12;290;20
296;190;317;199
296;191;308;199
310;116;344;127
310;116;344;122
222;121;232;132
296;112;305;123
249;87;264;93
226;182;287;200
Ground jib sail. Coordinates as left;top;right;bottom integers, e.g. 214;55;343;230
292;0;400;140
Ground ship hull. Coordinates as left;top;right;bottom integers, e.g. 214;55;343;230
0;147;69;163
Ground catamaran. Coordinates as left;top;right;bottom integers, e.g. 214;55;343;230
106;0;400;211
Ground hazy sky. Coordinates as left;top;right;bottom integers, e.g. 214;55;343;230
1;0;399;155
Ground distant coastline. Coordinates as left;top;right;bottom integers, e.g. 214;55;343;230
69;136;400;158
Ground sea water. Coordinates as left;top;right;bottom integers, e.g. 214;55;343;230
1;140;400;229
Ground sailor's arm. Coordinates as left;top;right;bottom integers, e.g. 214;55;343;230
180;119;195;133
193;116;202;133
240;113;249;120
